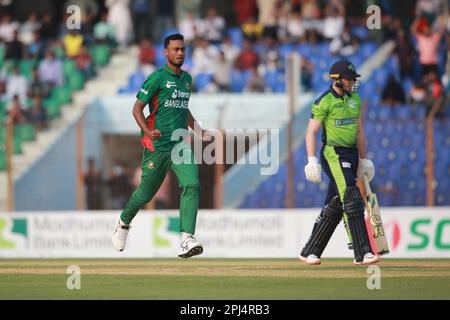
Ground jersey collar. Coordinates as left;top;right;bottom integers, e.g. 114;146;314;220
330;85;352;99
163;64;183;78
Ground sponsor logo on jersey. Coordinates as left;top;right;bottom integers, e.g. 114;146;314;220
185;81;191;90
140;88;149;95
166;81;177;88
335;118;357;126
170;89;191;99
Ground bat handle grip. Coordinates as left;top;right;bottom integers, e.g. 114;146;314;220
363;175;372;194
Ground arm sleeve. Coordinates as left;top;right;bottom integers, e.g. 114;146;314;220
310;99;329;121
136;73;159;106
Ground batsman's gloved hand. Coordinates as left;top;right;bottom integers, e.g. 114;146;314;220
305;157;322;183
358;158;375;181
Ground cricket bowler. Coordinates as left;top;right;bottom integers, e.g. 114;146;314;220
299;60;380;265
112;34;206;258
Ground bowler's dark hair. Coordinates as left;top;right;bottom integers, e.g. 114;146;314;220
164;33;184;48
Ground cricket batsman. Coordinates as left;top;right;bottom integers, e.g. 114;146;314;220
112;34;206;258
299;60;379;265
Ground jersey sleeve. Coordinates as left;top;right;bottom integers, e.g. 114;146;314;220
136;73;159;105
310;98;329;121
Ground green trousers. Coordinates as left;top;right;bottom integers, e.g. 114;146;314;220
120;145;200;234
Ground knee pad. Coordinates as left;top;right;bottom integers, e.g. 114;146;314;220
323;196;344;221
343;185;372;261
343;185;365;218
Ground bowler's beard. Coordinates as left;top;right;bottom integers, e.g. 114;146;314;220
169;57;184;67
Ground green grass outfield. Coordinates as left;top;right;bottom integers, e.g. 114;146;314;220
0;258;449;300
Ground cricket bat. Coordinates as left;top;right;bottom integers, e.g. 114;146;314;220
363;175;390;255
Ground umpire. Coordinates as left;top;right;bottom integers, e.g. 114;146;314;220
299;60;379;265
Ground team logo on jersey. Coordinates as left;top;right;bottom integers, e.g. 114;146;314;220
342;162;352;168
140;88;149;95
147;161;155;169
166;81;177;88
348;99;357;109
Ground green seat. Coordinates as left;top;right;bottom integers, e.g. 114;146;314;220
19;60;38;80
0;45;5;69
68;71;84;91
53;46;65;59
43;98;61;119
62;59;77;79
13;137;22;154
0;150;6;171
51;86;72;105
0;126;7;146
3;60;16;75
15;124;36;142
90;45;110;66
0;127;22;155
0;100;6;121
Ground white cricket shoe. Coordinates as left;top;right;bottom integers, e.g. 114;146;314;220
112;217;131;252
299;254;321;265
353;253;380;265
178;234;203;258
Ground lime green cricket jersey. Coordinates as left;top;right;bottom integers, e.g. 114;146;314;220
136;64;193;151
311;86;361;148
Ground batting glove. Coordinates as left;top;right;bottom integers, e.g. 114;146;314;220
358;158;375;181
305;157;322;183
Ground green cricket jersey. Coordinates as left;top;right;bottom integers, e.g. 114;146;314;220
136;64;193;151
311;86;361;148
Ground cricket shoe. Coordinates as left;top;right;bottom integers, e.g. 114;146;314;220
299;254;321;265
112;217;131;251
353;253;380;265
178;234;203;258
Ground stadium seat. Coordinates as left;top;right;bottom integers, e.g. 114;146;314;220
68;71;85;91
19;59;37;80
14;124;36;142
0;149;5;171
62;59;77;79
51;86;72;105
230;70;251;92
377;107;392;121
194;73;213;91
395;105;412;120
227;28;243;47
90;45;110;66
351;27;369;40
128;71;146;91
43;98;62;119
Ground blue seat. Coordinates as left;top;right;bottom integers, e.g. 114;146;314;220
396;106;412;120
352;27;369;40
230;70;246;92
361;42;376;58
228;28;243;47
378;107;392;121
264;70;279;92
128;71;145;91
194;73;213;91
160;28;179;42
279;43;295;59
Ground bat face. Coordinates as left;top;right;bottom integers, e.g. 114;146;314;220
365;192;390;255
